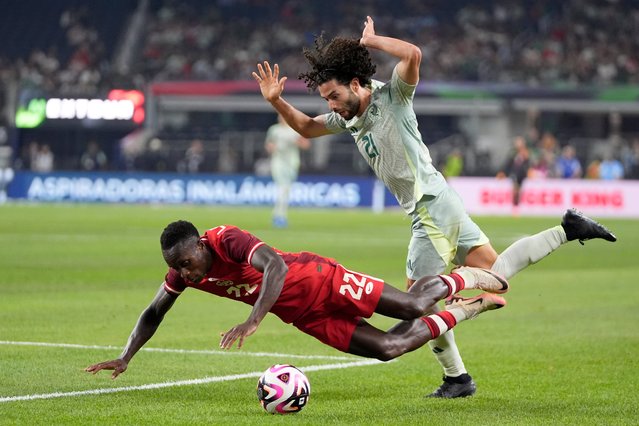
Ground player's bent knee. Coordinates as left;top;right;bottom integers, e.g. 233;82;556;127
397;301;424;320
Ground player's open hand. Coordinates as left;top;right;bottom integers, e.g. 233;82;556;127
252;61;287;103
361;16;375;45
85;358;128;379
220;321;258;350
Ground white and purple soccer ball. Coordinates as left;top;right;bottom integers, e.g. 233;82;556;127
256;364;311;414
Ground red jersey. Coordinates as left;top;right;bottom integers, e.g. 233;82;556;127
163;225;340;324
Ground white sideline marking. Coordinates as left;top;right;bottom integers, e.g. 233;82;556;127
0;340;357;360
0;359;384;403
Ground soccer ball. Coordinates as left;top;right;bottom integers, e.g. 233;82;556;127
256;364;311;414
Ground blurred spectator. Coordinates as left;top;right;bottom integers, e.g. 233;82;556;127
177;139;205;173
218;146;239;174
80;140;108;171
253;155;270;177
14;140;39;171
555;145;582;179
523;124;540;148
309;135;332;172
32;144;54;172
443;148;464;179
0;132;13;203
498;136;530;209
621;138;639;180
529;132;558;179
599;154;624;180
140;137;170;172
117;129;150;171
585;157;601;179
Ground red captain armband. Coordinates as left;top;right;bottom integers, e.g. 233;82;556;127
163;281;183;296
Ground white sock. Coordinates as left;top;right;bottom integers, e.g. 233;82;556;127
427;330;467;377
491;226;567;279
450;268;477;290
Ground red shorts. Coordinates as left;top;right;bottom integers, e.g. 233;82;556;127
292;264;385;352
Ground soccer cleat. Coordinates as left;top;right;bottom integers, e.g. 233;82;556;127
561;208;617;245
452;266;509;294
272;216;288;229
428;375;477;398
445;293;507;320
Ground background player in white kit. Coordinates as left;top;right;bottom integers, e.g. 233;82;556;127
253;16;616;397
265;114;310;228
0;127;13;203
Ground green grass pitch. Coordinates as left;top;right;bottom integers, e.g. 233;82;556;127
0;203;637;425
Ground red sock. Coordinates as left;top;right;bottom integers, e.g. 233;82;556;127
421;311;458;338
438;273;466;298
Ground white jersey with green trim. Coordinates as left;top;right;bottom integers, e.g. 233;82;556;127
266;123;302;176
323;66;448;214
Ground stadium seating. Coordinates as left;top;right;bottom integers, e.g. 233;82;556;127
1;0;638;177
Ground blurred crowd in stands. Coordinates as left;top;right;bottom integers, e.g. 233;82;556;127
0;1;135;98
498;126;639;182
1;0;639;179
138;0;639;86
1;0;638;96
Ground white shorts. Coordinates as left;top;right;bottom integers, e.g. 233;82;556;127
406;187;489;279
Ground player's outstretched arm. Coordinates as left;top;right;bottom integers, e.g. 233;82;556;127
252;61;330;139
85;285;177;379
219;245;288;350
359;15;421;85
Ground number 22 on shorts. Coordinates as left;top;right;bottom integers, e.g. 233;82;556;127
339;272;375;301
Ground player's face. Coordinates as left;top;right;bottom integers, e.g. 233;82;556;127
318;79;361;120
163;237;212;284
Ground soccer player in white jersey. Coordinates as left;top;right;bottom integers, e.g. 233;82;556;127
265;113;310;228
252;16;616;398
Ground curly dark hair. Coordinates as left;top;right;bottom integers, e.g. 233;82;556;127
298;34;376;92
160;220;200;251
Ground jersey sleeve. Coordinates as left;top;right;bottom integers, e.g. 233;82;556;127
390;65;416;105
322;112;348;134
215;226;265;265
163;268;186;295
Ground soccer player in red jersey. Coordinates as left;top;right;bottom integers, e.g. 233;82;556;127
85;220;508;379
